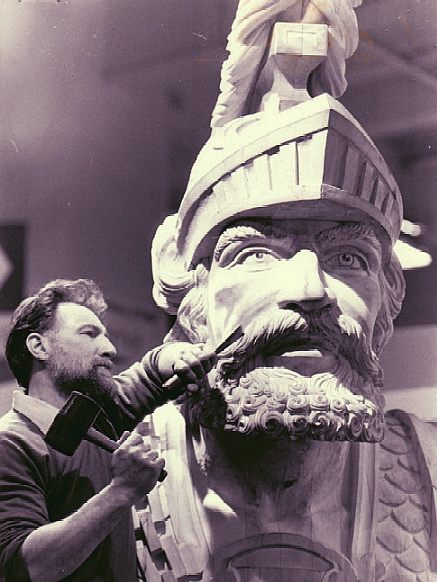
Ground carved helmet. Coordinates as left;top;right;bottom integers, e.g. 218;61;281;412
163;94;402;270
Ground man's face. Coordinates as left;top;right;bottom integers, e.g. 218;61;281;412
195;218;386;441
43;302;117;401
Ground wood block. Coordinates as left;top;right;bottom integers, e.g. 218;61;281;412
297;130;327;189
136;541;147;571
148;486;166;522
132;508;140;530
323;128;346;188
150;434;161;454
143;549;162;582
138;509;162;554
178;542;204;576
160;519;203;574
270;23;328;57
160;534;187;579
158;484;169;519
343;145;361;195
160;571;177;582
381;192;394;219
269;144;295;200
253;153;273;194
356;160;376;201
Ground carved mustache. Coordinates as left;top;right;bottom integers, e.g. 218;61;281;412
218;308;382;384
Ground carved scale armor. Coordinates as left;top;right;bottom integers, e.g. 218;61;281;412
133;409;437;581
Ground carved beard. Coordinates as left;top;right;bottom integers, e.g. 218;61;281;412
183;309;385;442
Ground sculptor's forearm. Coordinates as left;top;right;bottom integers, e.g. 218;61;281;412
114;347;169;425
114;343;216;425
20;484;132;582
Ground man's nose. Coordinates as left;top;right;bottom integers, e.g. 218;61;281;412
100;336;117;360
276;249;333;312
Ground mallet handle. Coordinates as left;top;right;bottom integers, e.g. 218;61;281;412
85;427;118;452
85;427;167;482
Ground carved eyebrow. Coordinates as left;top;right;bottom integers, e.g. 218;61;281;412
214;223;290;262
214;227;264;261
316;223;382;255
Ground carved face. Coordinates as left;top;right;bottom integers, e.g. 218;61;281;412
207;219;383;357
189;218;387;441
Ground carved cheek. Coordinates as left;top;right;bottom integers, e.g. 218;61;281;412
206;274;242;341
207;270;276;340
333;276;382;338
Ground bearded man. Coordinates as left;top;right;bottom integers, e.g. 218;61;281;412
142;2;437;580
0;278;215;582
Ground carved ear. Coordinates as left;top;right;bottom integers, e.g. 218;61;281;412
151;214;195;315
372;253;405;355
152;215;210;343
373;252;405;356
175;283;209;344
161;261;210;345
26;333;49;362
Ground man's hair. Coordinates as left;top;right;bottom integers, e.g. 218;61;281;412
5;279;107;389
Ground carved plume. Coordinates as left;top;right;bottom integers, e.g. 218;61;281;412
211;0;363;127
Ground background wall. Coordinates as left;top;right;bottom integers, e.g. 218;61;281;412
0;0;436;417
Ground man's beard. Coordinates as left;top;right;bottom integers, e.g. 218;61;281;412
184;308;385;443
46;349;119;420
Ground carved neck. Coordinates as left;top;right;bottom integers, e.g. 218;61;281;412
190;428;362;558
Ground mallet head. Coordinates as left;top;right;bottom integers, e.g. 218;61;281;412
44;391;101;456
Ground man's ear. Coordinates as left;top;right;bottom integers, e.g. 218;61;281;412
26;333;49;362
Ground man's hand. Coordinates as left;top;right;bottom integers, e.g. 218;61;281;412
20;421;165;582
111;425;165;504
156;342;217;393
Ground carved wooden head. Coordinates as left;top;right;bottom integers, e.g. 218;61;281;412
151;95;405;442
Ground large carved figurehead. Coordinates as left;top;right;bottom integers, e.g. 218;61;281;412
152;3;405;440
145;3;426;580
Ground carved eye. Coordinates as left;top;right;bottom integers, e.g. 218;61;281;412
326;252;367;271
236;248;280;266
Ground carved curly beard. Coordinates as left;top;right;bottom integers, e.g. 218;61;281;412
183;309;386;442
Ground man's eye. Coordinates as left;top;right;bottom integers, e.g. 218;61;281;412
81;330;96;337
325;252;367;271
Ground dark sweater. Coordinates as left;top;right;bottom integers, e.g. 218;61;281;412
0;350;170;582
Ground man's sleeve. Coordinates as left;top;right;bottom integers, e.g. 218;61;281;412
0;429;50;582
113;345;173;428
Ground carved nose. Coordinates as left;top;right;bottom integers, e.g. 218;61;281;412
276;250;333;312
